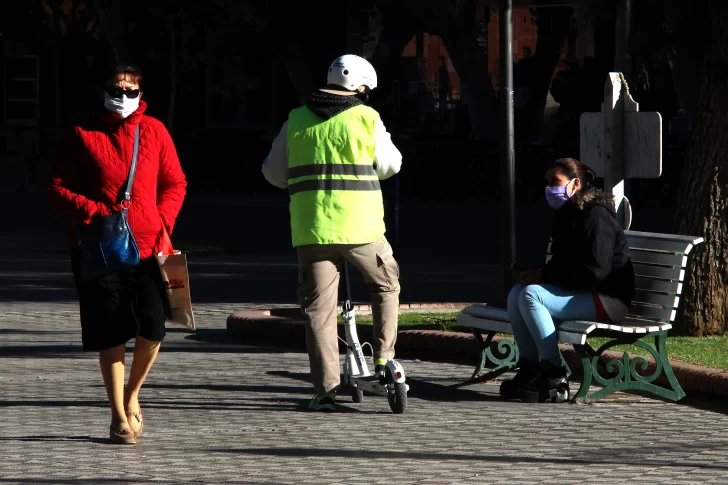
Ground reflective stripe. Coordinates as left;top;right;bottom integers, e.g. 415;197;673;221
289;179;381;196
288;163;376;179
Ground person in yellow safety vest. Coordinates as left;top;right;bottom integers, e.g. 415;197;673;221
262;54;403;411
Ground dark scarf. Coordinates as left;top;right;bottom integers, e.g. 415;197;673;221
306;91;363;120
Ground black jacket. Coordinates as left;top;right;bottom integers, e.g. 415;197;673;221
541;197;635;306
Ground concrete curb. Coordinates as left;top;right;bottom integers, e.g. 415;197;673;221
227;308;728;401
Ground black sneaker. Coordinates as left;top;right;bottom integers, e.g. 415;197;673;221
308;392;336;411
518;361;570;403
499;360;540;400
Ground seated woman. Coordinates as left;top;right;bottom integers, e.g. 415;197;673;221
501;158;635;403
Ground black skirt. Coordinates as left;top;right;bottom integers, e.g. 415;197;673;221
70;250;168;351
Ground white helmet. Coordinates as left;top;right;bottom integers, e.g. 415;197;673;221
326;55;378;91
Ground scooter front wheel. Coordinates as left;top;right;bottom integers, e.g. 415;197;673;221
388;382;407;414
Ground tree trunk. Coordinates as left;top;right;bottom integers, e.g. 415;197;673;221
441;32;497;141
250;0;315;105
664;1;709;128
529;7;573;136
275;41;315;105
367;11;416;115
443;0;497;140
668;46;702;126
674;0;728;335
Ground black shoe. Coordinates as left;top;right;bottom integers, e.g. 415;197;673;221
499;360;540;400
308;392;336;411
518;361;570;403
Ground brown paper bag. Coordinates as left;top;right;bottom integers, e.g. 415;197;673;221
157;251;195;330
156;224;195;331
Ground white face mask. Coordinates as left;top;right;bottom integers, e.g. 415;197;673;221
104;92;140;119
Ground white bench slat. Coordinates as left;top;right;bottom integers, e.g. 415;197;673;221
555;330;588;345
633;263;685;282
459;314;671;337
596;321;673;333
458;306;670;333
457;314;514;334
460;305;509;321
457;315;590;345
635;277;682;294
595;322;628;332
559;320;597;334
458;311;674;348
550;234;698;258
633;289;680;308
620;317;673;330
626;238;694;255
458;315;583;341
597;322;672;333
629;304;676;322
630;251;688;268
623;322;672;333
625;230;704;246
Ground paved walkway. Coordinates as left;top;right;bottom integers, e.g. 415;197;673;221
3;305;728;484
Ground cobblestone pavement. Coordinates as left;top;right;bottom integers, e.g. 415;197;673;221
2;306;728;485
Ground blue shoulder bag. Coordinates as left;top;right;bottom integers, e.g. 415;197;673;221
77;125;141;281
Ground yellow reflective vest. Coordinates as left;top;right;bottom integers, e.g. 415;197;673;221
286;104;385;247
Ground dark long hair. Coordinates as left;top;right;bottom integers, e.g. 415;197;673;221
552;158;614;209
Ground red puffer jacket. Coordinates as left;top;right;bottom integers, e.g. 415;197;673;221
46;100;187;259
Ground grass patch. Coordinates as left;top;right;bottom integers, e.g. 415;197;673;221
340;311;463;332
344;312;728;370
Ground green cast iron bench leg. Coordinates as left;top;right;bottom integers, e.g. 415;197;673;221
572;330;685;403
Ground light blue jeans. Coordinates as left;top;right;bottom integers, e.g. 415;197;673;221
508;284;597;365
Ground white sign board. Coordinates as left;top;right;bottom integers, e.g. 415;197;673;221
580;111;662;179
580;112;604;176
625;111;662;178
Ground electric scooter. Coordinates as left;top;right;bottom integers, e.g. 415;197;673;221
339;262;409;414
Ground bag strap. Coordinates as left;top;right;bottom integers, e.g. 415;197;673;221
122;124;141;207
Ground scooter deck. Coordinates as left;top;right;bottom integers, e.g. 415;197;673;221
345;375;389;396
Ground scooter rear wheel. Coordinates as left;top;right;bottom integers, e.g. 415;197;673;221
351;386;364;403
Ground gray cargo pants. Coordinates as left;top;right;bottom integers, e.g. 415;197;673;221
296;236;400;394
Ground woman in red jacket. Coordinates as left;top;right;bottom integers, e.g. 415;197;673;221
46;64;186;444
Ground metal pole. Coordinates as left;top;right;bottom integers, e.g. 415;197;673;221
499;0;516;299
390;33;402;250
394;168;400;249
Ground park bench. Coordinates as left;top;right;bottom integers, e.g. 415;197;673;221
456;230;704;403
